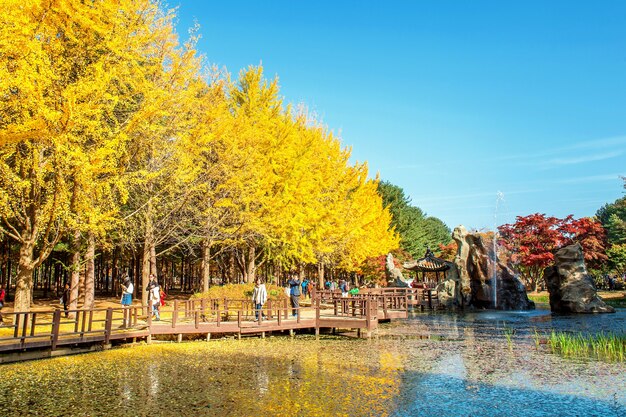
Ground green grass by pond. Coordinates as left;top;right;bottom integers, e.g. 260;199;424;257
548;331;626;362
527;294;549;304
527;292;626;308
605;297;626;308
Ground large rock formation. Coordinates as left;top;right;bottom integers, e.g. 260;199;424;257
385;253;410;287
453;226;535;310
434;265;460;309
543;243;615;313
452;226;474;307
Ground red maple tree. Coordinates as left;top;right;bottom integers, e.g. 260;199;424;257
437;241;458;261
498;213;607;291
557;215;607;268
498;213;563;292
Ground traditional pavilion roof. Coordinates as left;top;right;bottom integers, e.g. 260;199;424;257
403;248;450;272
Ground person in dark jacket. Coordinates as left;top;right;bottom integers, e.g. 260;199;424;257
288;275;301;317
61;282;70;318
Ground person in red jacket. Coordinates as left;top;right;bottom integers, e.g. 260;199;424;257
0;284;6;324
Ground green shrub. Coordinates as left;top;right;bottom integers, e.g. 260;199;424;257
191;283;287;301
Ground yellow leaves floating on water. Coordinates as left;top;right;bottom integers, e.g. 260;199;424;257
0;337;404;417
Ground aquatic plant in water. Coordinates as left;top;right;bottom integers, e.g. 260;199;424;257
502;326;515;350
548;331;625;362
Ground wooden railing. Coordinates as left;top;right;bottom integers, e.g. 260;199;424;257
0;295;391;354
0;305;146;351
316;287;427;307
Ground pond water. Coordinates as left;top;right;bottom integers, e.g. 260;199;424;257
0;306;624;417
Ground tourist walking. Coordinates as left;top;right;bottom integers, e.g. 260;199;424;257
288;275;301;317
61;282;70;318
0;284;5;324
301;278;309;299
146;274;160;321
340;279;349;297
120;275;133;327
252;278;268;321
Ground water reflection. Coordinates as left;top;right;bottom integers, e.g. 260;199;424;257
401;306;626;340
0;308;623;416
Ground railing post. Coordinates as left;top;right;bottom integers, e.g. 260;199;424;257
104;308;113;345
382;296;388;318
133;306;139;326
30;312;37;337
80;310;87;340
315;297;320;339
51;309;61;350
20;313;28;347
13;313;20;338
74;310;80;333
283;299;288;320
88;310;94;332
172;300;178;328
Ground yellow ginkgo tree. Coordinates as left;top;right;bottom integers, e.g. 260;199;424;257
0;0;198;310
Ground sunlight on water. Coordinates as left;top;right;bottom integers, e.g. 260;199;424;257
0;309;624;417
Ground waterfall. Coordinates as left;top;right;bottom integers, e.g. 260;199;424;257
493;191;504;309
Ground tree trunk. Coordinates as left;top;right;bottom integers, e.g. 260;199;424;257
78;265;85;306
317;261;324;288
69;230;81;317
14;240;35;312
142;200;154;305
111;248;118;295
228;251;236;284
150;243;157;277
246;245;256;283
201;239;211;293
84;232;95;309
142;239;152;306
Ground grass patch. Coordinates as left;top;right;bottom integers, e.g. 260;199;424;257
527;294;549;303
548;331;625;362
528;292;626;308
604;297;626;308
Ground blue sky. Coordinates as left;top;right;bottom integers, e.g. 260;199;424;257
173;0;626;230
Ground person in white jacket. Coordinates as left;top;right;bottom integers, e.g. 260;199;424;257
146;274;161;321
252;279;267;321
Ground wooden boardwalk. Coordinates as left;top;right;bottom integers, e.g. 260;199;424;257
0;291;419;361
